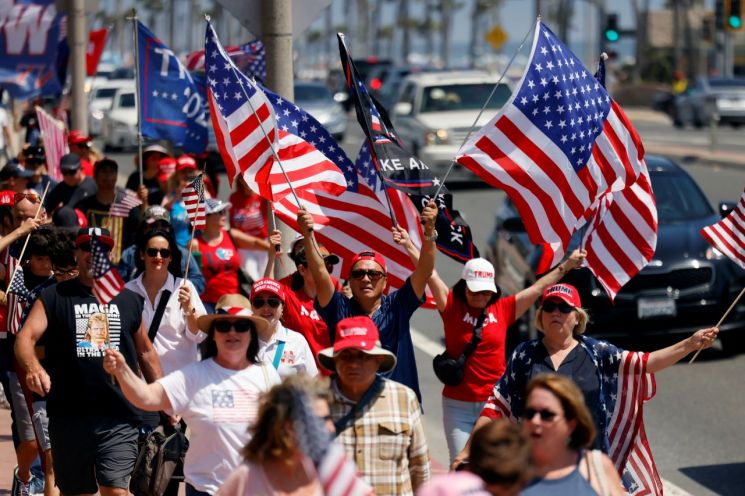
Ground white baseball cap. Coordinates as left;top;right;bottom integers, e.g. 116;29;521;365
461;258;498;293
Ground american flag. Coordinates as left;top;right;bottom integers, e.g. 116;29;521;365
701;189;745;270
108;189;142;218
210;388;260;423
456;21;645;273
35;105;68;182
91;235;125;305
186;39;266;82
482;336;662;495
182;175;206;230
6;269;29;335
205;21;277;197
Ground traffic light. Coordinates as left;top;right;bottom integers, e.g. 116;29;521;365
702;16;714;42
604;13;620;42
727;0;743;31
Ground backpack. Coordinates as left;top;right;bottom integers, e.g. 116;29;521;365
130;424;189;496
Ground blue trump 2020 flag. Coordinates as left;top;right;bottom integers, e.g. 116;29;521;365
137;21;207;153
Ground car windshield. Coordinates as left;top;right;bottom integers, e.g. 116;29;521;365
95;88;118;98
649;172;713;223
420;83;511;113
294;84;332;103
119;93;135;108
709;78;745;88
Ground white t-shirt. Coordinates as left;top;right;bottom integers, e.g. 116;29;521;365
158;358;280;493
126;274;207;374
258;323;318;378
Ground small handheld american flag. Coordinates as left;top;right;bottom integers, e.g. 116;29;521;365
91;235;125;305
182;174;206;230
701;189;745;270
109;189;143;218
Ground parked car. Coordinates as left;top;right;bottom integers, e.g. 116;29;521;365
485;155;745;351
391;70;512;184
88;80;134;135
101;88;137;151
673;77;745;128
294;81;347;141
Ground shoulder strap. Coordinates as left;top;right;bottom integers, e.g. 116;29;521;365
148;289;172;342
260;362;271;389
333;375;384;437
272;340;286;370
590;449;609;496
461;310;487;360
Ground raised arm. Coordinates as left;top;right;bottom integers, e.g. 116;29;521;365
410;200;439;299
297;208;335;307
513;249;586;318
103;348;171;411
392;225;448;312
263;229;282;279
0;217;40;255
15;300;50;396
646;327;719;373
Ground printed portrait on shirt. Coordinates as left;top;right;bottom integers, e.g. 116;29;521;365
75;304;122;357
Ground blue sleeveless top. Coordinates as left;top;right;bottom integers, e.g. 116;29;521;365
521;451;598;496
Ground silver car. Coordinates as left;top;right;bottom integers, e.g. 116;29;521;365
674;77;745;128
294;82;347;141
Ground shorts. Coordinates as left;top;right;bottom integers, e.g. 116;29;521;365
31;401;51;452
48;415;139;494
8;372;35;443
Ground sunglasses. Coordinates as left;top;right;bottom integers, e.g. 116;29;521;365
14;193;41;204
541;300;575;314
53;267;79;277
145;248;172;258
61;168;78;176
523;407;559;422
350;269;386;281
213;320;253;333
251;297;281;309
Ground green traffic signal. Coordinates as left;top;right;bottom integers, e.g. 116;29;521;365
605;30;620;42
728;15;742;29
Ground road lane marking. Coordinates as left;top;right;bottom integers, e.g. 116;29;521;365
410;326;694;496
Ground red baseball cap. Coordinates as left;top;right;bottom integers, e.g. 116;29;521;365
176;155;198;172
250;278;285;302
349;251;387;274
75;227;115;249
541;283;581;307
68;130;92;145
317;316;396;372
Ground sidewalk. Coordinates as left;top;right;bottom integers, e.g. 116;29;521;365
1;408;13;493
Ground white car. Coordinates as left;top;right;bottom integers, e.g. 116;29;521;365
391;71;512;183
88;80;134;136
101;88;137;151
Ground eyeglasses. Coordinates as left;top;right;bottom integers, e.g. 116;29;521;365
53;267;79;277
523;408;560;423
251;297;281;309
350;269;386;281
145;248;172;258
213;320;253;333
61;169;77;176
14;193;40;204
541;300;575;314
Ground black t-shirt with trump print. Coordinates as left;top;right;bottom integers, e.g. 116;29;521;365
38;279;145;420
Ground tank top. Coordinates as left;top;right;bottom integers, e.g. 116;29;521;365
520;451;598;496
196;229;241;304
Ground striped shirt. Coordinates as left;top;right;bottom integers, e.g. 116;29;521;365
330;378;430;495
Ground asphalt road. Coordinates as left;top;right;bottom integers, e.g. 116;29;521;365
102;112;745;495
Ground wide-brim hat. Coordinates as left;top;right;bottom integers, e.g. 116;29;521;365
317;316;397;373
197;293;269;334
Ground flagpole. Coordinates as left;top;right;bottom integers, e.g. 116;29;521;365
2;182;51;304
338;33;398;227
129;9;144;187
266;206;287;273
431;19;537;200
689;286;745;364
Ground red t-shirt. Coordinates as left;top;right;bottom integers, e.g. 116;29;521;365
197;230;241;304
229;189;267;238
278;273;342;376
80;158;94;177
440;292;517;402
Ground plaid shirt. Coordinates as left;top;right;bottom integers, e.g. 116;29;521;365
330;378;430;495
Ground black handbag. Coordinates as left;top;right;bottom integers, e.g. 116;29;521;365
432;311;486;386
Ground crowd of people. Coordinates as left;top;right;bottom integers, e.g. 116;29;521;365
0;117;722;496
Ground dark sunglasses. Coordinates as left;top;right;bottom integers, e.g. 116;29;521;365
14;193;41;204
350;269;386;281
251;297;281;309
213;320;253;333
145;248;172;258
53;267;79;277
61;168;78;176
523;408;559;422
541;300;575;314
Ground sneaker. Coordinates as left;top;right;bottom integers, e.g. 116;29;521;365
28;474;45;496
11;467;31;496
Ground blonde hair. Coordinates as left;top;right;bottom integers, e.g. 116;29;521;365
534;305;589;335
526;374;596;449
84;312;109;342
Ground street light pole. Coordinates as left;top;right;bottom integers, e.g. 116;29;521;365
69;0;88;134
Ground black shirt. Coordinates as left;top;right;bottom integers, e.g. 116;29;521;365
126;171;164;206
44;177;97;212
38;279;145;420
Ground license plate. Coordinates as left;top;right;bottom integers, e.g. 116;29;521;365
637;298;677;319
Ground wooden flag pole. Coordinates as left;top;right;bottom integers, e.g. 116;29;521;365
689;286;745;364
2;182;51;304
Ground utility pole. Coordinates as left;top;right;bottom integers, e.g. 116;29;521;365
69;0;88;133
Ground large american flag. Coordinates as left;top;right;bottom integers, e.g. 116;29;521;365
182;175;206;230
108;189;142;218
91;234;125;305
35;105;67;182
482;336;662;495
186;39;266;82
701;189;745;270
456;21;645;274
205;21;277;196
